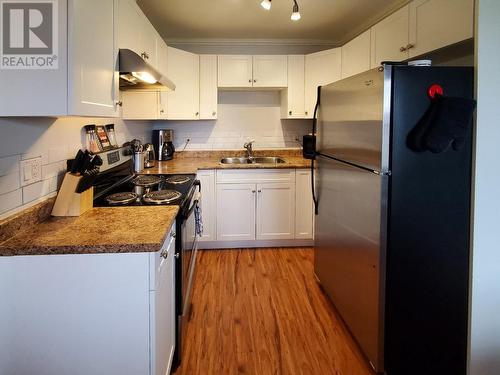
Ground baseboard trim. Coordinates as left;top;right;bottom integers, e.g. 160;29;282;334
198;239;314;249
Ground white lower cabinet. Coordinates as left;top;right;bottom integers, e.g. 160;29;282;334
197;170;216;242
216;183;256;241
295;169;314;239
211;169;313;245
0;223;177;375
256;183;295;240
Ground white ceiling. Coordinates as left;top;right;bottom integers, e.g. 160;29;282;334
138;0;409;46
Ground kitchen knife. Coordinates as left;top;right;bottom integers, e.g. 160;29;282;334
79;150;92;175
71;150;85;174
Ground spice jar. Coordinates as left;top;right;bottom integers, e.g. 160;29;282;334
84;125;101;153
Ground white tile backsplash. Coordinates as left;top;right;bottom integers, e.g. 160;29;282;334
0;117;151;218
0;172;20;195
154;91;309;151
0;189;23;214
0;155;20;177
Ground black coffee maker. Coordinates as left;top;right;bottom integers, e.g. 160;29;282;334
152;129;175;161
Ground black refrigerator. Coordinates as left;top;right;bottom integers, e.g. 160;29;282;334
313;65;473;374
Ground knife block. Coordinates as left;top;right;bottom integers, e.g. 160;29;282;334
51;173;93;217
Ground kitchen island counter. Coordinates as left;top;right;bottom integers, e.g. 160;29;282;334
0;206;178;256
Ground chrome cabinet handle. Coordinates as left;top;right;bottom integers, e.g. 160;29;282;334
400;46;407;52
406;43;415;50
305;111;308;115
170;231;176;238
212;111;216;116
174;253;180;259
253;79;257;83
115;101;123;107
160;109;164;113
251;190;256;193
161;250;168;259
289;110;292;115
248;79;252;83
258;189;262;193
195;112;199;116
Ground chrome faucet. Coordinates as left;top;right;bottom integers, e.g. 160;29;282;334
243;139;255;160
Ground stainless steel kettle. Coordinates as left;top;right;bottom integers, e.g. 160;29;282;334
143;143;156;168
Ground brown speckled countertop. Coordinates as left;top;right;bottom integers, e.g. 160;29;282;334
140;149;310;175
0;206;178;256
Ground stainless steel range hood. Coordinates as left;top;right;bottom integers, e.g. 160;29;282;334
119;49;175;91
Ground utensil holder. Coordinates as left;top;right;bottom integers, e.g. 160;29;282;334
51;173;94;217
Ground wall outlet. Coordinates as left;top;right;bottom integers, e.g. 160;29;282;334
20;157;42;187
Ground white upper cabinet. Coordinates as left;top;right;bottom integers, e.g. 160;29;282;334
218;55;253;87
140;21;158;69
305;48;342;118
68;0;119;117
218;55;287;88
121;91;160;120
252;55;287;87
199;55;218;120
342;30;371;79
281;55;305;119
0;0;119;117
408;0;474;58
166;47;200;120
115;0;143;54
370;5;410;68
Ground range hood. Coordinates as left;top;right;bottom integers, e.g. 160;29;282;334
119;49;175;91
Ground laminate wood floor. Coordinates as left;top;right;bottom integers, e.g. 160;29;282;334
174;248;375;375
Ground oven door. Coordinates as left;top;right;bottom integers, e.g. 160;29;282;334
181;192;200;315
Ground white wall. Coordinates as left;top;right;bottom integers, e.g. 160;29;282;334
0;118;150;219
469;1;500;374
154;91;310;150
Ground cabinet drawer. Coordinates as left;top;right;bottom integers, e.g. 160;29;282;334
216;169;295;184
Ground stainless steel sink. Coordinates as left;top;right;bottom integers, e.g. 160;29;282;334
220;156;286;164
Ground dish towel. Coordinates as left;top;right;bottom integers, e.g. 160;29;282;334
194;191;203;237
407;94;476;153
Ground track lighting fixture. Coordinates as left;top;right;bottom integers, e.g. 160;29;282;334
260;0;272;10
259;0;301;21
291;0;301;21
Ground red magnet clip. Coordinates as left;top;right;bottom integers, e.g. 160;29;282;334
428;84;444;99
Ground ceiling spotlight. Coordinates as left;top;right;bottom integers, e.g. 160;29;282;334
291;0;301;21
261;0;272;10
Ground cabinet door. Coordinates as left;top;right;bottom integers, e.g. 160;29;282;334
305;48;342;119
68;0;118;117
150;231;176;375
252;55;288;87
141;20;158;69
295;170;314;239
157;40;169;119
115;0;143;54
197;170;216;242
216;184;256;241
409;0;474;58
342;30;371;79
166;47;200;120
370;5;410;68
281;55;305;119
217;55;253;87
121;91;159;119
199;55;218;120
256;183;295;240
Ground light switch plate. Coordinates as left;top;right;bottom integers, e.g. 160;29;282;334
20;157;42;186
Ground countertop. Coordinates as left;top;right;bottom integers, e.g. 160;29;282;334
0;206;178;256
139;150;311;175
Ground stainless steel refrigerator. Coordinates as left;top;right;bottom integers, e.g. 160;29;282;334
313;65;473;374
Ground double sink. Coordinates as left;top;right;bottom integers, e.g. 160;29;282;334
220;156;286;165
